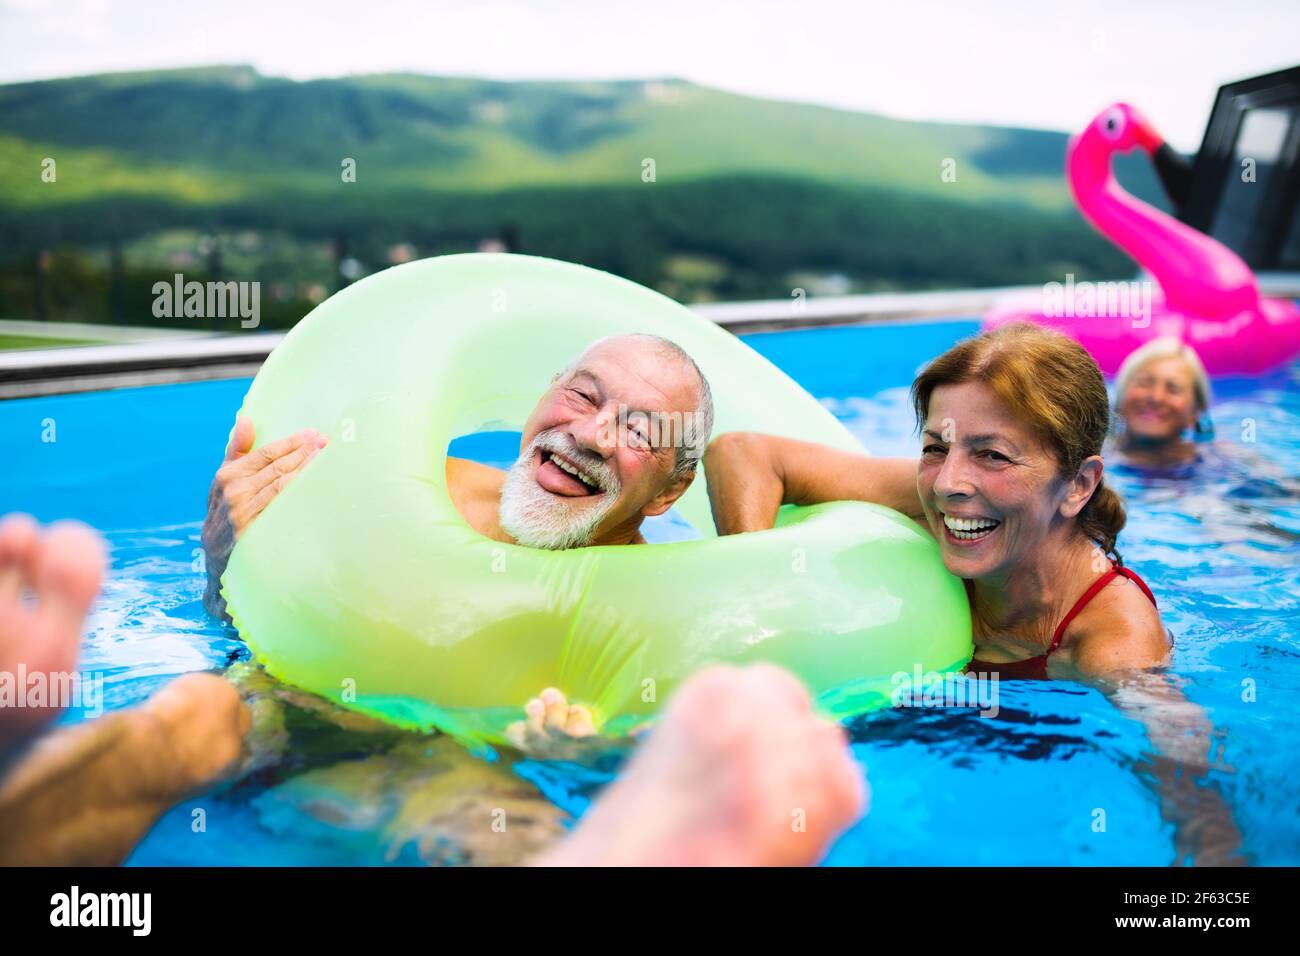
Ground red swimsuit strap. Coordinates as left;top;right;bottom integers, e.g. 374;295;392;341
1049;564;1158;652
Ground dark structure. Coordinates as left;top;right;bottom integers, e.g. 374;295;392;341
1155;65;1300;275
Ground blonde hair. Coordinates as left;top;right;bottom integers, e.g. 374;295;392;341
912;323;1128;561
1114;337;1213;421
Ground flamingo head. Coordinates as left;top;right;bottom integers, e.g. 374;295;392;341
1077;102;1164;155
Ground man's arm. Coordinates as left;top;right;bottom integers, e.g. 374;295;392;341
704;432;923;535
201;416;326;623
201;478;237;623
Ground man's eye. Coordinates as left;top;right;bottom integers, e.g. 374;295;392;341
569;388;594;403
626;417;651;447
922;444;946;455
980;450;1010;462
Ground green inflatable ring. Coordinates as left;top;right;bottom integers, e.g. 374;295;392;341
223;254;972;743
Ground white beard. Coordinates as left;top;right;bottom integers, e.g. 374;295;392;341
498;433;621;550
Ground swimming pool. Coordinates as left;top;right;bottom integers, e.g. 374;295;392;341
2;317;1297;865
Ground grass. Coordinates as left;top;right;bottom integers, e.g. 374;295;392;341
0;333;100;350
0;71;1080;210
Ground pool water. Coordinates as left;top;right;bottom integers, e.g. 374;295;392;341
2;318;1298;865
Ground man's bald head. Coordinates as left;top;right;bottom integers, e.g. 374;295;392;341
562;333;714;478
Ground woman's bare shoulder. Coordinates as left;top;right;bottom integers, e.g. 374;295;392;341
1066;574;1169;675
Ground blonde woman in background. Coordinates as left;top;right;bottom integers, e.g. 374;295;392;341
1110;337;1213;470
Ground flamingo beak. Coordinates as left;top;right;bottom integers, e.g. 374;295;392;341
1128;108;1164;154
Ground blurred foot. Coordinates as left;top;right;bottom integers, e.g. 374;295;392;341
506;687;596;757
536;664;867;867
0;514;105;751
137;672;251;795
0;672;250;865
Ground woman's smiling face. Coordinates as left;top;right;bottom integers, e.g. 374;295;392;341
1117;355;1200;444
916;381;1075;581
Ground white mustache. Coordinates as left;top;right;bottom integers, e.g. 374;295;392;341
499;431;623;550
533;430;619;495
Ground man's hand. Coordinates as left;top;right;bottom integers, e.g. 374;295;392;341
201;416;326;622
214;416;328;539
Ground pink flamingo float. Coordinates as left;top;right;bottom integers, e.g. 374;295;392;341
983;102;1300;376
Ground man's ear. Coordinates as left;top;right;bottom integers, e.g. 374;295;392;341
1060;455;1103;519
641;470;695;518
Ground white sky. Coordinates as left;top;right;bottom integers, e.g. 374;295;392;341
1;0;1296;151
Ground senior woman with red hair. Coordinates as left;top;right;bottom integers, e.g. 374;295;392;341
706;322;1244;864
707;322;1165;679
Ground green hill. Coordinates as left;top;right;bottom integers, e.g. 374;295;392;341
1;65;1162;208
0;66;1167;321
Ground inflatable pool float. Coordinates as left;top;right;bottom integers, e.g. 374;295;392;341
222;254;971;743
984;103;1300;376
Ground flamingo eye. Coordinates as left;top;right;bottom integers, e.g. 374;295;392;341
1100;106;1124;139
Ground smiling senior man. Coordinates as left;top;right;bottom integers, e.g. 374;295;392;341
201;332;714;740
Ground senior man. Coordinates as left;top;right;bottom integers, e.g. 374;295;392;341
202;332;714;741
